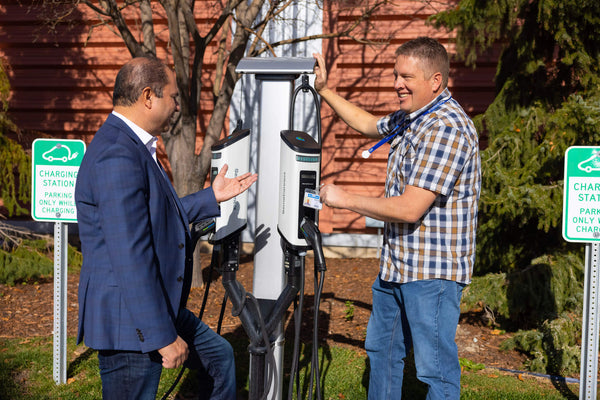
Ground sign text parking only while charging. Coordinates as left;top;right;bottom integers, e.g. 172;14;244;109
563;146;600;241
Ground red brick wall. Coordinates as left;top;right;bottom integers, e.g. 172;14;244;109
0;0;497;233
0;1;221;146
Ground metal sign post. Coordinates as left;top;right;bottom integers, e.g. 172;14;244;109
31;138;85;385
562;146;600;398
580;243;599;399
53;222;68;384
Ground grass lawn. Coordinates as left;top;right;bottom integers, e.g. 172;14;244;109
0;335;581;399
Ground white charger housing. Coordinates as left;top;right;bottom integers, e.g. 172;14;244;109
210;128;251;241
277;130;320;249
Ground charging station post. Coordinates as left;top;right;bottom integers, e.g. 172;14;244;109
235;57;316;399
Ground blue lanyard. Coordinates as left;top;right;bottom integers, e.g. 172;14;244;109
361;96;452;159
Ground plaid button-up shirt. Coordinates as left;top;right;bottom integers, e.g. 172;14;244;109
376;89;481;284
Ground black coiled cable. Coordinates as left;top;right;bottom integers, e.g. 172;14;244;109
287;74;326;400
290;74;322;148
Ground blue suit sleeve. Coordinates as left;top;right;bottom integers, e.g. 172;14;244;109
180;187;220;223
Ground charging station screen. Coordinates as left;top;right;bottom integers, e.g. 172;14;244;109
210;167;218;183
298;170;317;239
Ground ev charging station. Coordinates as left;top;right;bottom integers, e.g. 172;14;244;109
194;57;326;400
235;56;317;298
235;57;319;399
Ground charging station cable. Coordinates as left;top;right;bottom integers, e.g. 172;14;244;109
290;74;322;146
285;74;327;399
300;218;327;400
286;249;306;400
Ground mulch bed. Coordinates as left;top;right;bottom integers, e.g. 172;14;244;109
0;256;527;371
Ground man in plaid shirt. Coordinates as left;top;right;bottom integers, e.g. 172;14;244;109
313;37;481;399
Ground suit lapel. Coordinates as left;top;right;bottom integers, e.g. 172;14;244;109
107;115;191;234
156;159;190;229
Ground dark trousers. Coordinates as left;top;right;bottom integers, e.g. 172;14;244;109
98;308;236;400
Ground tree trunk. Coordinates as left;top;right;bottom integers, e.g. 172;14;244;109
164;117;206;288
139;0;155;54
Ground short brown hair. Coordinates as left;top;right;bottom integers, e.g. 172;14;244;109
395;37;449;88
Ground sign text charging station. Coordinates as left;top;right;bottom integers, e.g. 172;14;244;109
562;146;600;399
32;138;85;385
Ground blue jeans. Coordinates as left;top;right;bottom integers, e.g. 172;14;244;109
98;308;236;400
365;277;464;400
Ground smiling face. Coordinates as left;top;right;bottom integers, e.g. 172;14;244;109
393;55;443;114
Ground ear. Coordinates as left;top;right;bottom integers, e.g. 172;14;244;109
430;72;443;93
141;87;153;109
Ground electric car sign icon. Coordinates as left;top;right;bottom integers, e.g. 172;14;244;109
42;143;79;163
578;150;600;173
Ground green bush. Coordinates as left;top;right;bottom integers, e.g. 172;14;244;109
462;272;509;319
0;238;82;286
506;253;583;328
464;252;584;376
475;93;599;275
501;313;581;376
0;58;30;217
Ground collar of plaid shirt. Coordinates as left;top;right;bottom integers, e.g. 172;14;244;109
362;93;452;159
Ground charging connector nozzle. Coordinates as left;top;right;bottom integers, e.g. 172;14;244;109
300;217;326;271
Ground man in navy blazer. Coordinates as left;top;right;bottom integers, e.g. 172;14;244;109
75;56;257;399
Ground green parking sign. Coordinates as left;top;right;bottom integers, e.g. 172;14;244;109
31;139;85;222
563;146;600;242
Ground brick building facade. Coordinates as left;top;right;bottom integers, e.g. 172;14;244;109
0;1;496;235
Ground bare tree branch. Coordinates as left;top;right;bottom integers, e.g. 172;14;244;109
213;16;231;98
242;1;389;57
81;0;111;17
201;0;245;46
140;0;156;55
0;221;48;250
245;0;292;55
99;0;145;57
160;0;191;114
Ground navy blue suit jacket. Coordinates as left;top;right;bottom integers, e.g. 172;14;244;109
75;114;219;352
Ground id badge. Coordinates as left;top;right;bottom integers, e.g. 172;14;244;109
303;188;322;210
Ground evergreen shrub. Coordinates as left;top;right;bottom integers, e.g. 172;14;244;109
0;238;82;286
0;57;30;217
431;0;600;378
466;252;583;375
